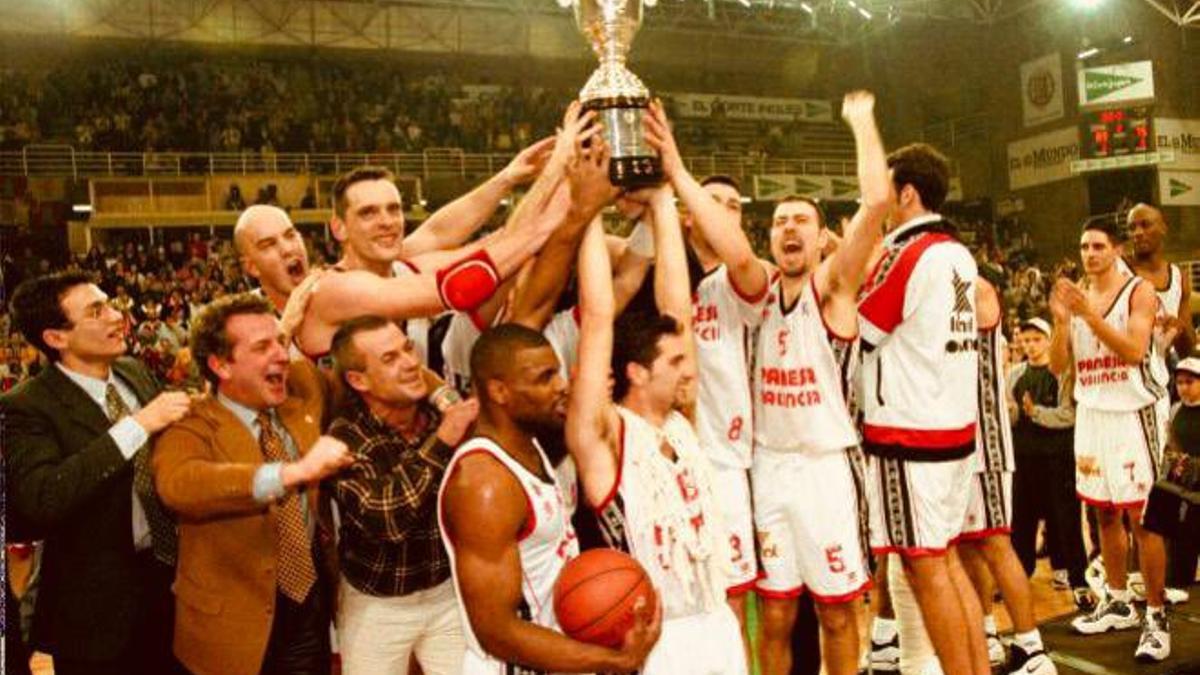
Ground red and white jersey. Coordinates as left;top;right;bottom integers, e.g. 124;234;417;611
692;264;769;469
857;215;978;460
1071;277;1169;412
753;276;859;454
594;407;729;619
972;323;1014;473
439;437;579;675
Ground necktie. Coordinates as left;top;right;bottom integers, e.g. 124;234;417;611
105;383;178;566
256;412;318;603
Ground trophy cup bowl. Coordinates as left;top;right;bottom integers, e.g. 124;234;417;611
574;0;663;188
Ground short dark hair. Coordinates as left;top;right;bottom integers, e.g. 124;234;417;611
331;315;395;380
887;143;951;212
774;194;827;228
189;293;275;387
470;323;553;401
10;271;95;361
332;166;396;218
1082;218;1126;245
612;311;682;401
700;175;742;192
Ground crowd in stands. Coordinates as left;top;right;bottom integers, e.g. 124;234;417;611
0;55;832;158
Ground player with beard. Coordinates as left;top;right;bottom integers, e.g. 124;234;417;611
567;160;746;673
287;117;584;363
642;100;770;635
437;320;661;674
749;91;888;675
1048;220;1171;663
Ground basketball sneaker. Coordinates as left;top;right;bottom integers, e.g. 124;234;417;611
1134;609;1171;663
1165;587;1189;605
986;631;1006;667
1071;592;1140;635
863;633;900;672
1006;643;1057;675
1072;587;1097;613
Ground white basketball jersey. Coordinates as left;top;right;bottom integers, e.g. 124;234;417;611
1071;277;1169;411
692;265;766;469
442;312;484;396
593;407;728;620
971;324;1014;473
1156;263;1184;319
439;437;579;675
542;308;580;381
753;277;859;455
392;260;433;363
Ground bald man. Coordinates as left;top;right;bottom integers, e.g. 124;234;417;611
1126;203;1194;359
234;205;310;314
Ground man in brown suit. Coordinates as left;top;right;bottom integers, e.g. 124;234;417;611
153;293;353;675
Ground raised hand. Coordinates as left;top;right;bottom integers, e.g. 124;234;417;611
567;134;619;217
841;90;876;127
1052;278;1089;319
500;136;557;187
642;99;683;180
550;101;602;173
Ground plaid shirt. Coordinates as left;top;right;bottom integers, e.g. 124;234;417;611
328;399;453;597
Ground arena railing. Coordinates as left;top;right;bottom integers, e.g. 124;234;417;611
0;146;857;181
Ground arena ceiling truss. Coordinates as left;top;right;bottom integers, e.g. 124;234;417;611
1;0;1195;52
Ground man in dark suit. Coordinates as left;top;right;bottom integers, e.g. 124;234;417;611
2;271;192;675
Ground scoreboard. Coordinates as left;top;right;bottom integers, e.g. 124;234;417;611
1080;106;1153;158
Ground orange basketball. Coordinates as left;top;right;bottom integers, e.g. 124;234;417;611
553;548;656;648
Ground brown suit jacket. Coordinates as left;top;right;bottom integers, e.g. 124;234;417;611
152;360;335;675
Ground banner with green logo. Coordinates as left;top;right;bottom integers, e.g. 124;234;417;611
754;175;962;202
1159;170;1200;207
1077;61;1154;109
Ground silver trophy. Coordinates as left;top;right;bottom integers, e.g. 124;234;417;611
573;0;662;187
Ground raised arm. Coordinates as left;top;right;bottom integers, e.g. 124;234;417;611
402;137;555;258
649;186;691;329
820;91;890;299
644;99;767;300
567;217;622;508
442;454;658;673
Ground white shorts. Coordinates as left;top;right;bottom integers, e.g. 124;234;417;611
866;454;973;556
643;605;748;675
958;471;1013;541
1074;404;1164;509
751;447;871;603
708;462;758;594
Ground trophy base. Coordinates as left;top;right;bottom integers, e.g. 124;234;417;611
609;155;663;189
580;96;663;188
